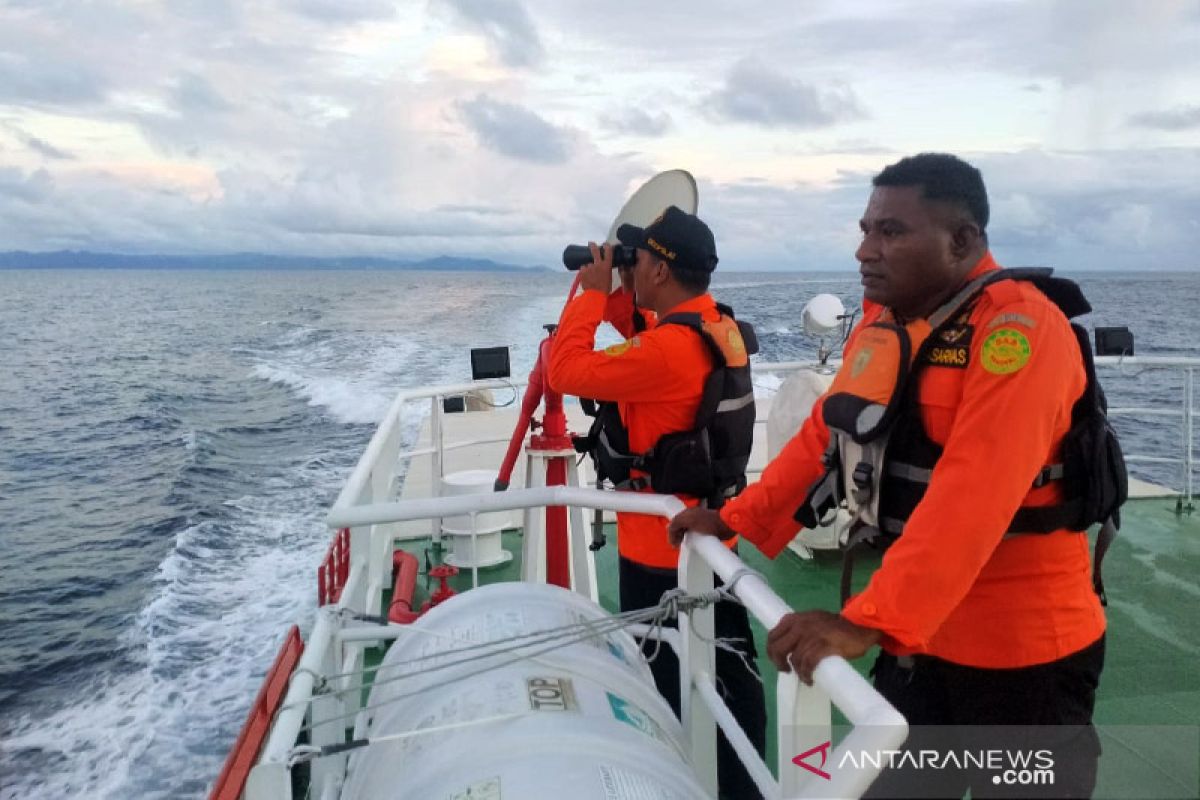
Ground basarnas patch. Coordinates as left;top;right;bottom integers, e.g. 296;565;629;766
922;319;974;369
980;327;1032;374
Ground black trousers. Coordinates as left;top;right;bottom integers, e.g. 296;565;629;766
865;636;1105;799
619;556;768;800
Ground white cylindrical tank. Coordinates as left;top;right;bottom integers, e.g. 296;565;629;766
340;582;712;800
766;369;834;460
439;469;513;568
766;369;849;553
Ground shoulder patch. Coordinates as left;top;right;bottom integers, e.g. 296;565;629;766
921;319;974;369
980;327;1032;375
604;337;640;357
987;312;1037;330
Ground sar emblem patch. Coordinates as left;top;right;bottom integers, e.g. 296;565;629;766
938;322;973;346
604;337;640;357
981;328;1032;374
850;347;873;378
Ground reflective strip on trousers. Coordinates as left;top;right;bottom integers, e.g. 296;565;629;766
715;392;754;414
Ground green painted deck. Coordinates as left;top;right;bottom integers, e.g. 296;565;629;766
379;496;1199;798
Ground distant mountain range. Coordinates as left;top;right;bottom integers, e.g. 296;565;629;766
0;251;551;272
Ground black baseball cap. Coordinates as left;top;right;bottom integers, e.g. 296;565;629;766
616;205;719;273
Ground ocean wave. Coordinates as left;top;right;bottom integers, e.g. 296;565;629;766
1;470;340;800
251;363;390;424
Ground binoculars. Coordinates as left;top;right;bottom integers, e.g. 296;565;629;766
561;244;638;271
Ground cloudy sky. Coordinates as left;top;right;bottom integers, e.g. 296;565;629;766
1;0;1197;270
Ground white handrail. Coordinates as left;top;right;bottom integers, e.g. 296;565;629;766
334;358;1198;530
329;377;528;514
322;486;907;800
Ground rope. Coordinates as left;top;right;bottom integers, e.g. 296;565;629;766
304;605;663;698
642;575;767;687
289;604;674;733
285;582;763;761
287;712;531;767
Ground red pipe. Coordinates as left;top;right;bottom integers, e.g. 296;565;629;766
495;349;546;490
494;279;583;588
387;550;421;624
537;337;570;442
535;335;573;589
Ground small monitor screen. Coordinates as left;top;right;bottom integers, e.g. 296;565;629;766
1094;327;1134;357
471;346;511;380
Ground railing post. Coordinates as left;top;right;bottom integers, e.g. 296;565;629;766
308;624;343;796
677;545;719;797
431;395;444;543
1185;368;1195;511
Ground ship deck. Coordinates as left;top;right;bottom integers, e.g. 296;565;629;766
370;495;1199;799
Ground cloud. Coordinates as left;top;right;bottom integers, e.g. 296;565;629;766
172;73;233;115
1128;105;1200;131
0;0;1196;271
598;108;672;137
975;148;1200;270
0;53;106;105
286;0;397;23
438;0;544;68
0;166;55;203
458;95;573;163
1;123;75;160
704;59;865;129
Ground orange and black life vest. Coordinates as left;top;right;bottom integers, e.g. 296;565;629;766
794;268;1127;603
575;303;759;508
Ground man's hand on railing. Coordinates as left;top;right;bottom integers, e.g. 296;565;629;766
767;610;882;685
667;507;738;547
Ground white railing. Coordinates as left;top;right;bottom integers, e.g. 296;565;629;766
1092;356;1197;508
329;358;1198;556
246;487;906;800
328;378;529;616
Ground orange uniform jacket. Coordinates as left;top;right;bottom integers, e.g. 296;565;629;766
549;288;738;568
720;253;1106;668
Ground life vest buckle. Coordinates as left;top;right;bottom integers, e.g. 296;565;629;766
852;461;874;491
821;446;837;469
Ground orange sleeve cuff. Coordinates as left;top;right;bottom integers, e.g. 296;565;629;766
720;500;794;559
842;591;925;651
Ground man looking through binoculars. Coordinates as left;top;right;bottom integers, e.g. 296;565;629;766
549;206;766;800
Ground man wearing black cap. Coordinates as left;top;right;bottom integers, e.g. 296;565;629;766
549;205;766;800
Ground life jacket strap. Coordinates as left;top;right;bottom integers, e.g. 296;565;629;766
614;476;650;492
1031;463;1066;487
1005;499;1083;534
794;440;843;529
850;461;875;507
840;524;881;607
886;461;933;483
1093;517;1117;606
